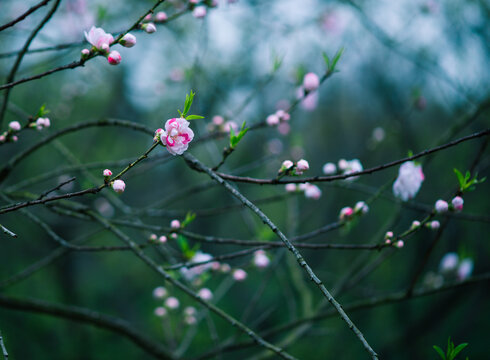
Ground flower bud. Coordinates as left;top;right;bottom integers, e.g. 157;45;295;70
266;114;280;126
395;240;404;248
158;235;167;243
155;11;168;22
385;231;394;239
457;258;473;280
107;50;122;65
439;252;458;273
142;22;157;33
193;6;207;18
411;220;421;229
339;206;354;220
429;220;440;230
304;184;322;199
198;288;213;300
434;199;448;213
451;196;463;212
12;135;18;142
153;286;167;299
120;33;136;48
285;183;297;192
233;269;247;281
296;159;309;174
303;72;320;92
103;169;112;177
154;307;167;317
280;160;294;172
81;48;90;58
212;115;224;126
165;296;180;309
149;234;158;241
170;220;181;229
354;201;369;214
112;179;126;193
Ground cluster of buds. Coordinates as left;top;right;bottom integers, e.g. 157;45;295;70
439;253;473;281
285;182;322;200
434;196;464;214
384;231;404;248
0;121;22;143
278;159;309;176
266;109;291;135
322;159;363;180
149;233;168;244
144;11;168;25
83;26;138;66
338;201;369;221
207;115;238;134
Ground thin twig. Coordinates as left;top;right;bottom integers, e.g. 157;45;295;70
0;224;17;238
0;330;7;360
0;0;52;32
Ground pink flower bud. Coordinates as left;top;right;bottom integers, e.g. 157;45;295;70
339;206;354;220
266;114;280;126
212;115;224;126
103;169;112;177
153;286;167;299
435;199;448;213
281;160;294;171
43;118;50;127
277;122;290;135
154;306;167;317
233;269;247;281
36;118;46;130
155;11;168;22
159;235;167;243
385;231;394;239
322;162;337;175
296;159;309;174
112;179;126;193
144;14;152;21
303;72;320;92
395;240;404;248
107;50;122;65
354;201;369;214
170;233;178;240
185;315;197;325
439;253;458;273
220;263;231;273
165;296;180;309
101;43;110;52
149;234;158;241
12;135;18;142
198;288;213;300
223;121;238;133
8;121;21;131
457;258;473;280
0;135;5;142
81;48;90;57
193;6;207;18
142;22;157;33
430;220;440;230
304;184;322;199
170;220;181;229
385;239;391;245
254;250;270;268
120;33;136;48
451;196;463;211
285;183;297;192
411;220;421;229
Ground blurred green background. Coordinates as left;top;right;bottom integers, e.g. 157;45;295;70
0;0;489;359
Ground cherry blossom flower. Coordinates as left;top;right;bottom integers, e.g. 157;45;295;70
285;183;297;192
303;72;320;92
266;114;280;126
304;183;322;200
165;297;180;309
153;286;167;299
322;162;337;175
435;200;448;213
160;117;194;155
340;159;363;181
296;159;309;174
280;160;293;172
155;11;168;22
171;219;181;229
84;26;114;51
233;269;247;281
429;220;440;230
198;288;213;300
180;252;214;280
439;253;458;273
8;121;21;131
112;179;126;193
158;235;167;243
142;22;157;33
451;196;464;211
354;201;369;214
339;206;353;221
457;258;473;280
149;234;158;241
411;220;421;229
103;169;112;177
395;240;404;248
193;6;207;18
253;250;270;268
392;161;424;201
212;115;224;126
154;307;167;317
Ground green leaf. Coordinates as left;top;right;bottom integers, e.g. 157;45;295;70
454;168;465;188
322;52;330;69
177;235;189;254
182;212;196;227
182;90;196;117
433;345;446;360
185;115;204;120
451;343;468;359
330;47;344;71
36;104;50;118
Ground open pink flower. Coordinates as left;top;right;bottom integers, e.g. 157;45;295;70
160;117;194;155
84;26;114;51
393;161;424;201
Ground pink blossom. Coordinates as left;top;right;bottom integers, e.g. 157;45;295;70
165;296;180;309
0;135;5;142
36;117;49;130
354;201;369;214
198;288;213;300
160;117;195;155
103;169;112;177
120;33;136;48
184;306;196;316
159;235;167;243
435;199;448;213
253;250;270;268
439;252;458;273
193;7;207;18
180;252;214;280
395;240;404;248
8;121;21;131
81;48;90;57
304;184;322;200
303;72;320;92
43;118;51;127
170;219;181;229
149;234;158;241
322;162;337;175
411;220;421;229
212;115;224;126
112;179;126;193
341;159;363;181
220;263;231;273
233;269;247;281
300;90;318;111
266;114;280;126
107;50;121;65
281;160;294;172
285;183;297;192
385;231;394;239
296;159;309;174
457;258;473;280
144;14;152;21
185;315;197;325
430;220;440;230
170;233;178;240
277;122;290;135
155;11;168;22
12;136;18;142
385;239;391;245
451;196;463;211
275;110;290;121
153;286;167;299
84;26;114;51
339;206;354;220
223;121;238;133
154;307;167;317
393;161;424;201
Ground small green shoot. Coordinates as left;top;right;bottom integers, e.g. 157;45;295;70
323;47;344;73
177;90;205;120
433;337;469;360
36;104;50;118
454;168;486;193
229;121;249;149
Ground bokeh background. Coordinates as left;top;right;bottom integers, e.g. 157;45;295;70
0;0;489;359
